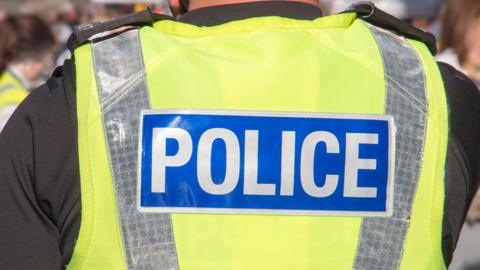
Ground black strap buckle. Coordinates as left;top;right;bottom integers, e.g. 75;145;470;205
344;1;437;55
68;8;175;51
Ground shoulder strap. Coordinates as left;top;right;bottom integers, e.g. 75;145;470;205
67;8;175;51
344;1;437;55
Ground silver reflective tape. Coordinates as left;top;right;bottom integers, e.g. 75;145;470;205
353;26;428;270
92;29;179;270
0;83;15;95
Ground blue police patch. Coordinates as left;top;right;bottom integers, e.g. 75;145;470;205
138;110;395;216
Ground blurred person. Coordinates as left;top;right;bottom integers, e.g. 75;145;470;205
449;188;480;270
50;3;80;67
169;0;187;17
449;206;480;270
153;1;174;15
467;190;480;224
134;2;173;16
437;0;480;86
0;15;55;131
0;1;479;270
79;3;124;25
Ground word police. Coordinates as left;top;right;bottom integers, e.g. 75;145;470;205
139;111;394;215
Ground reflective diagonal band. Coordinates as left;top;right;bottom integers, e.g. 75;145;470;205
0;83;15;95
92;29;179;270
353;26;428;270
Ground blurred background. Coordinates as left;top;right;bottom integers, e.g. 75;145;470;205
0;0;479;269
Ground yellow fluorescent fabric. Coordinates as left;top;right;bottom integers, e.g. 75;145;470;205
0;71;28;107
70;12;448;270
67;44;126;270
141;15;385;270
399;40;448;270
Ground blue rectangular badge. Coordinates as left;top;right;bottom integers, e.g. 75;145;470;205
138;110;395;216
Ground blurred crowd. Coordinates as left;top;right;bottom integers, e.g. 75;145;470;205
0;0;479;269
2;0;479;91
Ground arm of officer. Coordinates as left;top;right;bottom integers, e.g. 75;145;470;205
0;71;80;269
438;62;480;265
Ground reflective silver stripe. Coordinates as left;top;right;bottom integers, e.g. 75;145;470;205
0;83;16;95
353;26;428;270
92;29;179;270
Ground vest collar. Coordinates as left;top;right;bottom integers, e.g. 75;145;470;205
179;1;322;26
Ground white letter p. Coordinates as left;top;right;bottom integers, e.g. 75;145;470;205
151;128;192;193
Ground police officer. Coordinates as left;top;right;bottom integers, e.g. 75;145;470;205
0;1;479;269
0;15;55;131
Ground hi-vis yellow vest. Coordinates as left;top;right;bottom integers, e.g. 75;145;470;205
69;10;448;270
0;71;28;108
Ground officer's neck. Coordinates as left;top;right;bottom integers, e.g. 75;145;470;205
188;0;320;11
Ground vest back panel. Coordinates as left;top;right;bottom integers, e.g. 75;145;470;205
70;13;448;270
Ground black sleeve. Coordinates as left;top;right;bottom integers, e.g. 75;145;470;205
0;62;80;270
439;62;480;266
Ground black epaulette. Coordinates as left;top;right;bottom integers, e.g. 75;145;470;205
67;3;436;55
344;1;437;55
67;8;175;52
